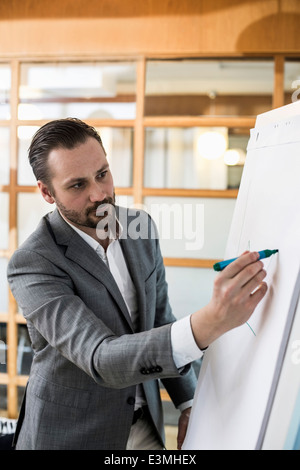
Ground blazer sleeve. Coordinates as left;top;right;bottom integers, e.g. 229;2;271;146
7;248;184;389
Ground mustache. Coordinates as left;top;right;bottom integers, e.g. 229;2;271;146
86;197;115;215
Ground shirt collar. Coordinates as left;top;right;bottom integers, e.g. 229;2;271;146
60;210;123;252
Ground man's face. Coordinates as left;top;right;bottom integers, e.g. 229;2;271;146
38;137;115;232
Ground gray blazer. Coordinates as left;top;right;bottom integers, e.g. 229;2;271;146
7;207;196;450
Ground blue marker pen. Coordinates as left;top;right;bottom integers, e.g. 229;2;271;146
213;249;278;272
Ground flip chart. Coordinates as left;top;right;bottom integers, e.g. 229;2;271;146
183;101;300;450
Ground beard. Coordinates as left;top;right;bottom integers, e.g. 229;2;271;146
55;193;116;230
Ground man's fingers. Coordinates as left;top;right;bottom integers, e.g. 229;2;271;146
249;282;268;308
223;251;260;278
221;252;266;296
241;266;267;293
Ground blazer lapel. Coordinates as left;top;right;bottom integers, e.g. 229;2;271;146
119;237;147;332
47;209;134;331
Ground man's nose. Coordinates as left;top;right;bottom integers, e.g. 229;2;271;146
89;183;106;202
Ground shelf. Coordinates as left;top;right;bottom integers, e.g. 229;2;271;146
143;115;256;128
143;188;239;198
164;258;220;268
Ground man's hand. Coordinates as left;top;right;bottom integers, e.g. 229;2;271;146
177;407;191;450
191;251;268;349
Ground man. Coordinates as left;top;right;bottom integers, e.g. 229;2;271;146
7;118;267;450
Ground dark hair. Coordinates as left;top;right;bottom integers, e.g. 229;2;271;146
28;118;105;186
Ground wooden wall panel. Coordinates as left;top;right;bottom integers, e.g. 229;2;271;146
0;0;300;58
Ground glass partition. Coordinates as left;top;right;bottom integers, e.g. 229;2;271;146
144;196;236;259
17;193;53;246
115;195;134;208
96;127;133;187
144;127;248;189
145;59;274;116
19;62;137;120
0;65;11;120
0;127;10;186
0;259;8;312
284;59;300;105
165;266;216;320
17;126;40;186
0;193;9;250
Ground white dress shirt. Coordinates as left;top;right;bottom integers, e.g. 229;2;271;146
64;218;203;411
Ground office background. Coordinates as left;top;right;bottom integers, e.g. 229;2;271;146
0;0;300;448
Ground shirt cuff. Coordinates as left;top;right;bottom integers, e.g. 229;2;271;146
177;399;193;412
171;314;204;370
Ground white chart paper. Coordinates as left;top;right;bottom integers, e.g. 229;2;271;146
183;104;300;450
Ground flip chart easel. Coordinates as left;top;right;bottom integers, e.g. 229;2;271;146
182;101;300;450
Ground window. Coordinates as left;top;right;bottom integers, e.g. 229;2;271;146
144;127;247;190
145;59;274;116
0;65;11;120
284;59;300;105
19;62;137;120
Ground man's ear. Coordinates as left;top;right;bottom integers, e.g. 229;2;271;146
37;181;55;204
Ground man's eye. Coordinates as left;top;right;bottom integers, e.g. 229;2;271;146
97;171;108;179
71;182;84;189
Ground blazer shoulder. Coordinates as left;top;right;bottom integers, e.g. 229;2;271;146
8;211;67;273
